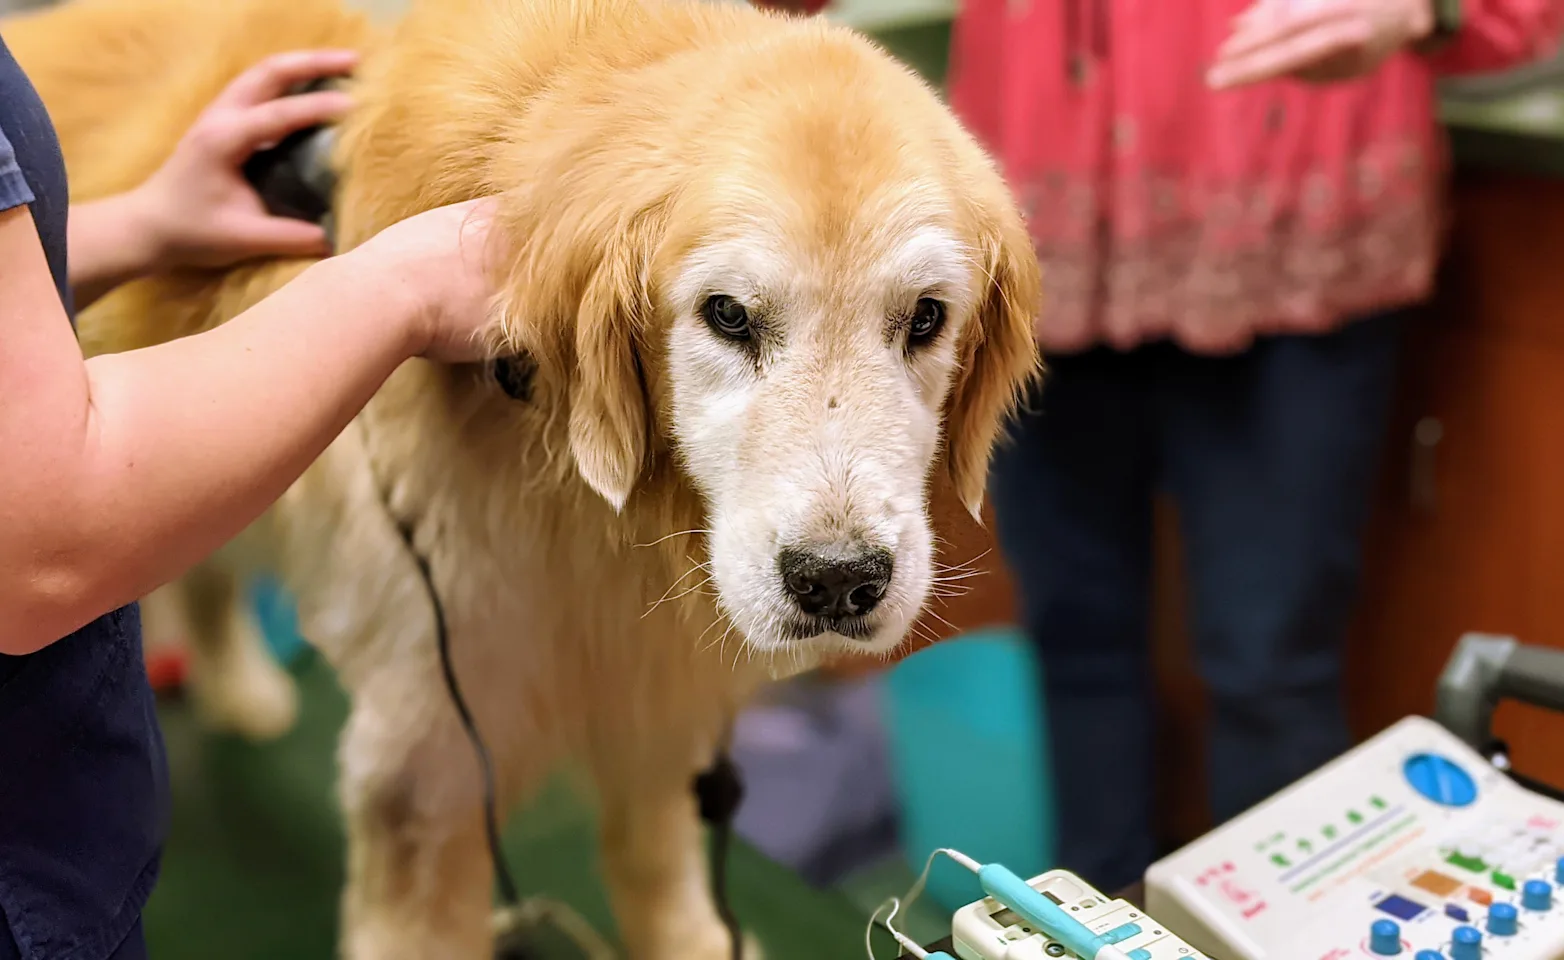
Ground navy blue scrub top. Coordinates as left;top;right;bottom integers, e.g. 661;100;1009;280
0;33;168;960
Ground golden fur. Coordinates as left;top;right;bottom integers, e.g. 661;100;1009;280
6;0;1040;955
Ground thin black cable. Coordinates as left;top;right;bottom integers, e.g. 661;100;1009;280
393;516;521;907
274;133;527;939
695;747;746;960
381;480;743;955
711;820;741;960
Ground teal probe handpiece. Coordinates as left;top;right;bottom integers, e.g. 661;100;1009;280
976;863;1133;960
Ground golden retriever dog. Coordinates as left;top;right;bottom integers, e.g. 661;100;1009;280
6;0;1040;955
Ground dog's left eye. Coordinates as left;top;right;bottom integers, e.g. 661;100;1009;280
702;295;751;341
908;298;946;342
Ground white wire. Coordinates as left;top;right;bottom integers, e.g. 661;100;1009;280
866;897;898;959
864;847;978;960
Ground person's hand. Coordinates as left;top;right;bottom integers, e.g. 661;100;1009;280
129;49;359;269
345;197;502;364
1207;0;1434;89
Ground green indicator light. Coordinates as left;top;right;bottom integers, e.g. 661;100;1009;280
1446;852;1487;873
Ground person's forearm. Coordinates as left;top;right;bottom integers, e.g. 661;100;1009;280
7;251;424;652
67;190;161;309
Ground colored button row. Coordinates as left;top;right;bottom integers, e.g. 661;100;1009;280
1371;895;1544;958
1370;921;1481;959
1447;829;1561;883
1440;853;1564;901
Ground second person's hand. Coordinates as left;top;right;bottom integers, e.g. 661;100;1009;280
130;48;360;269
1207;0;1434;89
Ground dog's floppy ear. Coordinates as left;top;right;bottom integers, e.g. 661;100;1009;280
566;214;661;512
945;201;1043;521
492;185;666;513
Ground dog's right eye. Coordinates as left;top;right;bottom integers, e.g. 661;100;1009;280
702;295;751;341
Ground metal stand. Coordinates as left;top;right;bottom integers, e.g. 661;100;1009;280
1435;632;1564;800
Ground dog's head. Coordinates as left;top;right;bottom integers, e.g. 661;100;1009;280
491;21;1040;658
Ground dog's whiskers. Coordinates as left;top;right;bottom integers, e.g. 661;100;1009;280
644;559;714;618
930;570;988;586
933;547;992;573
644;576;714;619
696;613;728;653
928;584;974;600
909;617;942;649
922;606;960;636
634;528;714;549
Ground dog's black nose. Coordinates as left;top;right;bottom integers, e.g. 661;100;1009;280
777;546;894;620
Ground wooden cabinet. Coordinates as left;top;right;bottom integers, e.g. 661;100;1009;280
1346;170;1564;790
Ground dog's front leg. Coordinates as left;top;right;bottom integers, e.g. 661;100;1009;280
598;765;756;960
174;560;299;742
337;696;499;960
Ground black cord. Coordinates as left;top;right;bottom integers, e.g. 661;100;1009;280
381;482;744;958
392;516;521;907
695;748;746;960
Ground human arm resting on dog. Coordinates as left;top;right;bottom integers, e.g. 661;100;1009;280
67;50;359;309
0;196;499;654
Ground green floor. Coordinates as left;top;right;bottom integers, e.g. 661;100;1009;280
145;652;928;959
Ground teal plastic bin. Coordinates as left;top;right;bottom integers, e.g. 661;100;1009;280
249;575;309;668
881;628;1056;912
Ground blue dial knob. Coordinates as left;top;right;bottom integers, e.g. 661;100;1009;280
1370;919;1403;955
1556;855;1564;886
1402;754;1477;807
1415;952;1445;960
1488;901;1519;936
1524;878;1553;911
1451;925;1482;960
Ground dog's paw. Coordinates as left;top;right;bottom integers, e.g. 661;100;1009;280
193;655;299;741
190;615;299;742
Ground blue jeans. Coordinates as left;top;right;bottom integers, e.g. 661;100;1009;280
989;312;1402;892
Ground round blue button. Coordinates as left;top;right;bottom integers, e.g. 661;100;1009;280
1556;855;1564;886
1488;901;1519;936
1451;926;1482;960
1415;951;1445;960
1370;918;1402;955
1402;753;1478;807
1524;878;1553;911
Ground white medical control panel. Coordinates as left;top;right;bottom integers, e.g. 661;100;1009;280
1145;716;1564;960
954;868;1213;960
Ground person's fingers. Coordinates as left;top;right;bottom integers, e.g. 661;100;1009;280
211;49;359;110
1208;19;1370;88
234;216;335;259
1216;0;1358;63
224;90;354;157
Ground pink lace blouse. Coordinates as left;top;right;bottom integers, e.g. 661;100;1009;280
948;0;1564;354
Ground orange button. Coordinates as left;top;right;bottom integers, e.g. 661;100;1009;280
1412;871;1462;897
1468;888;1493;906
